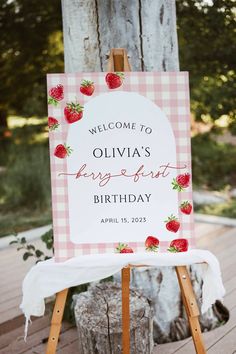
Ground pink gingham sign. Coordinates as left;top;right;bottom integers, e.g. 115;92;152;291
47;72;194;261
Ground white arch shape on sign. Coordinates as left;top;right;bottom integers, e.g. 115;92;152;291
66;91;179;244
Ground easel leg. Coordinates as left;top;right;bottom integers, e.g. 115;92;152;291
175;266;206;354
122;267;131;354
46;288;69;354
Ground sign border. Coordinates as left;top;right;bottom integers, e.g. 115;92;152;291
47;72;195;261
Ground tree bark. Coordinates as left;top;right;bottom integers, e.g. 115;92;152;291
128;265;228;343
61;0;179;72
61;0;101;72
61;0;227;344
73;282;154;353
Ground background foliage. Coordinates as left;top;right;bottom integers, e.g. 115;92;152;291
177;0;236;132
0;0;235;236
0;0;63;119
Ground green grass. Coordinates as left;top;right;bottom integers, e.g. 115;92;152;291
3;143;51;209
195;199;236;219
192;133;236;190
0;208;52;238
0;122;52;237
0;142;51;237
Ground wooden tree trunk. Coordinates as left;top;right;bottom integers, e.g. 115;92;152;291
61;0;179;72
128;265;228;343
61;0;227;343
73;282;154;353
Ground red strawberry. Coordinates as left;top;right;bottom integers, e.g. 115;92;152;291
48;117;59;131
54;144;72;159
120;248;134;254
172;173;190;192
80;80;95;96
48;84;64;106
64;102;83;124
165;215;180;233
180;201;192;215
105;72;124;89
116;243;134;254
145;236;159;252
167;238;189;253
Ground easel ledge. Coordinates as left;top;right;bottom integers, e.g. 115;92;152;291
46;48;206;354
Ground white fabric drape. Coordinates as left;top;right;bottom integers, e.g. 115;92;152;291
20;249;225;320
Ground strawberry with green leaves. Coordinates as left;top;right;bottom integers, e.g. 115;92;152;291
116;243;134;253
167;238;189;253
180;201;192;215
64;101;83;124
48;84;64;106
54;144;72;159
48;117;59;131
80;80;95;96
145;236;159;252
172;173;190;192
105;72;124;89
165;215;180;233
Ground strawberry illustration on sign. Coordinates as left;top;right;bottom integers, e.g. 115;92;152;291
80;80;95;96
167;238;189;253
145;236;159;252
54;144;72;159
48;84;64;106
105;72;124;89
64;102;83;124
172;173;190;192
48;117;59;131
115;243;134;253
180;201;192;215
165;215;180;233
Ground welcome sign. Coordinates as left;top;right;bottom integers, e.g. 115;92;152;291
47;72;194;261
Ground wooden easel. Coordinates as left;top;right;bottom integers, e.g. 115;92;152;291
46;48;206;354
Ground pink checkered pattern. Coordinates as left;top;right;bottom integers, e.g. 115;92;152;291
47;72;194;261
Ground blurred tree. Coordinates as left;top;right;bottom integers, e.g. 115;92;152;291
177;0;236;133
0;0;64;127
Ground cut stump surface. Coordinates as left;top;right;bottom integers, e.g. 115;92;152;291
73;282;154;354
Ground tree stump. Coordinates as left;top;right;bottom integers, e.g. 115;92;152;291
73;282;154;354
